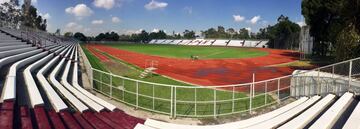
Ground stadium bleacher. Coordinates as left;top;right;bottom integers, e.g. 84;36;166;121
135;92;360;129
148;39;269;48
2;26;360;129
0;27;144;129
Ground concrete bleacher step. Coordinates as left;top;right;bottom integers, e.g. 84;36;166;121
343;100;360;129
245;96;321;129
278;94;336;129
309;92;354;129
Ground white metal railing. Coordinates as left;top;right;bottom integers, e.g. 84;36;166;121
78;44;360;118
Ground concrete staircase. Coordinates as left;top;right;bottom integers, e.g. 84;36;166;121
139;67;157;78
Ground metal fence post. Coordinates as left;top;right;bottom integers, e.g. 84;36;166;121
249;84;252;113
252;73;255;97
232;86;235;113
317;69;320;95
100;72;103;91
110;73;113;99
152;84;155;110
265;82;268;105
174;87;177;118
277;79;280;101
122;78;125;101
349;60;353;91
136;81;139;109
214;88;217;118
170;86;174;119
195;88;197;116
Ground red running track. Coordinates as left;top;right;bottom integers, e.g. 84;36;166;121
88;44;300;86
86;45;110;62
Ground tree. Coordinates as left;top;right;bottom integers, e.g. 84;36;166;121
55;29;61;36
0;2;21;27
149;30;167;40
64;32;73;37
183;30;196;39
237;28;250;39
21;4;47;30
302;0;360;60
257;15;301;49
138;30;150;43
74;32;87;41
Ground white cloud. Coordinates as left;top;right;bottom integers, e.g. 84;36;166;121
144;0;168;10
64;22;84;33
32;0;37;4
233;15;245;22
92;20;104;25
93;0;115;10
245;27;252;32
121;29;144;34
40;13;51;19
250;15;261;24
152;29;160;33
297;21;306;27
112;16;121;23
65;4;93;17
183;6;192;14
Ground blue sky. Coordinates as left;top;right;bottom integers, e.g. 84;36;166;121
16;0;303;36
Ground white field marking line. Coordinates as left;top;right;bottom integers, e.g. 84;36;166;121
200;50;228;58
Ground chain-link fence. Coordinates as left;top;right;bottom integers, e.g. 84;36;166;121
78;45;360;118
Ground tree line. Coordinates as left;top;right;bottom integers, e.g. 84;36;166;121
71;15;301;50
0;0;47;31
302;0;360;61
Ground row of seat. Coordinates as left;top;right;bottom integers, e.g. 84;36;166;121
149;39;269;48
136;92;360;129
0;27;145;129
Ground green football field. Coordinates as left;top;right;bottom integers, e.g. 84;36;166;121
107;43;269;59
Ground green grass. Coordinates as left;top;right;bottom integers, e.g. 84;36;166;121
81;44;275;117
107;43;268;59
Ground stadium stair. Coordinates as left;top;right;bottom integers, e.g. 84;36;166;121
0;27;145;129
139;67;157;78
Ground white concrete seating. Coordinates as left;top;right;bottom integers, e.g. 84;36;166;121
72;45;117;111
245;96;321;129
211;40;229;46
49;45;89;112
155;39;164;44
36;45;71;112
255;40;268;48
227;40;244;47
243;41;259;47
23;45;63;108
0;44;32;51
278;94;336;129
342;101;360;129
0;46;52;102
149;40;156;44
0;40;22;43
60;47;105;112
144;97;309;129
178;40;190;45
135;123;156;129
0;47;37;59
187;40;200;45
173;40;183;45
309;92;354;129
0;42;27;47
